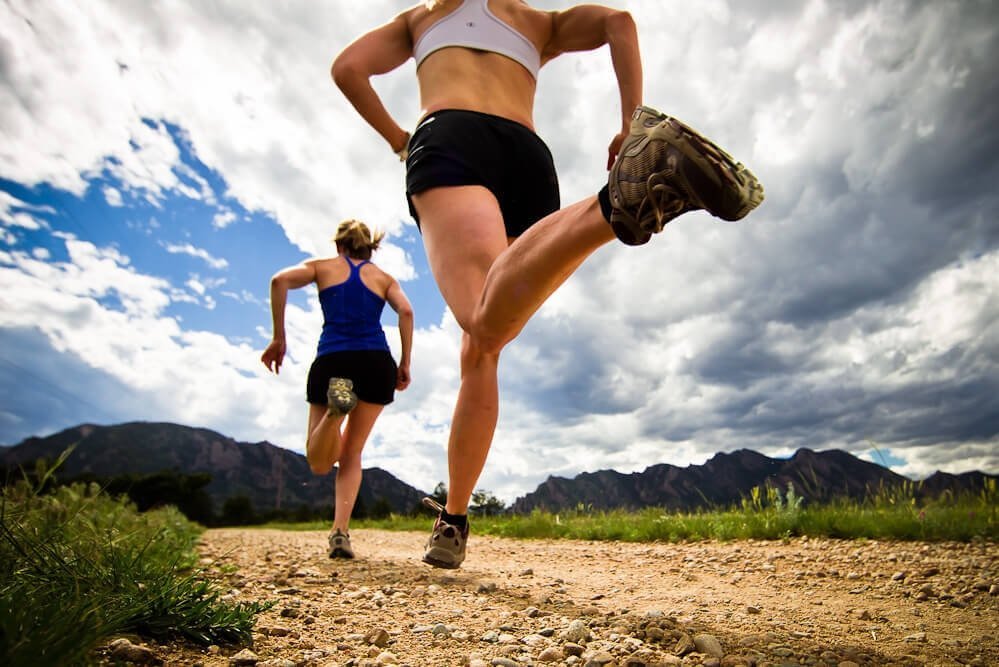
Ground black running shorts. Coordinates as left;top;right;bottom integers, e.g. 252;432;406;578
306;350;397;406
405;109;561;238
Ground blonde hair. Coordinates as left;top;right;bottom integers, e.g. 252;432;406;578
424;0;447;9
332;219;384;260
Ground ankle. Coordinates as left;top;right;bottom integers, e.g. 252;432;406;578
441;510;467;528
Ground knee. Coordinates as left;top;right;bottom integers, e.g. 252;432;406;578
465;311;512;358
461;328;503;370
309;458;333;476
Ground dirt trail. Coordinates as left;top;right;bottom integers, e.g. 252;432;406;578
138;529;997;666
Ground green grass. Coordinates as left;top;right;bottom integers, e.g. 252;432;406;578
1;460;271;666
268;480;998;543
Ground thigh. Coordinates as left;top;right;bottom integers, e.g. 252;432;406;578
412;185;510;331
340;401;385;459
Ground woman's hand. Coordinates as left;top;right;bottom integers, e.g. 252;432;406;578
607;130;626;170
396;362;411;390
261;339;287;374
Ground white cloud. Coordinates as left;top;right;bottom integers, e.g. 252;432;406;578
212;208;237;229
1;0;996;502
0;191;52;230
103;186;123;207
162;241;229;269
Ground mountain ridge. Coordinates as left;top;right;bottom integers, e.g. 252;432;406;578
4;422;995;515
1;421;427;516
510;447;996;513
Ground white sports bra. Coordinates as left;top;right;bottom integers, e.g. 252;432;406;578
413;0;541;79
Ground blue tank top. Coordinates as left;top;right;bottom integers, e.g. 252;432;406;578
316;258;390;356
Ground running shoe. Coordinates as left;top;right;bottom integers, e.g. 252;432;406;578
327;377;358;418
328;529;355;559
421;497;468;569
607;105;765;245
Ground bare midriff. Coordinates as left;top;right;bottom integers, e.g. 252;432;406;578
417;48;538;130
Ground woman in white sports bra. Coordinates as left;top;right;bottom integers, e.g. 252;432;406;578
332;0;763;569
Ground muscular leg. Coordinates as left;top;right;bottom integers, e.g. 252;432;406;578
414;187;616;514
474;195;616;353
332;401;384;532
306;404;344;476
416;186;509;514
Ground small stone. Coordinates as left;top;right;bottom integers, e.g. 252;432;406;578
891;571;906;581
693;633;724;659
745;605;761;614
904;632;927;643
228;648;260;666
365;628;391;647
538;646;564;662
855;609;872;621
990;584;999;596
564;642;586;657
108;639;161;665
376;650;398;664
674;633;695;656
490;658;519;667
563;619;591;644
583;650;614;666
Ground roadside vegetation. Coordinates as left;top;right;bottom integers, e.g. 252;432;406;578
0;453;270;666
269;479;998;543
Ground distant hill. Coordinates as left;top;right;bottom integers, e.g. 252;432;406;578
5;423;995;517
1;422;427;516
511;448;998;513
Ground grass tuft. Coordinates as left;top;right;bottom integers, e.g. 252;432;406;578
1;464;271;666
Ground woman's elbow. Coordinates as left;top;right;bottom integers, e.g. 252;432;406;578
331;55;361;91
606;10;637;37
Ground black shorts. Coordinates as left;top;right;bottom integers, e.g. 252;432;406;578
405;109;560;238
306;350;397;406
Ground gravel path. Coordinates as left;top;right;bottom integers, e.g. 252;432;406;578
116;528;998;666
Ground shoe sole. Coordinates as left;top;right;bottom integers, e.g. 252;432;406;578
422;551;462;569
327;378;357;417
657;115;764;221
608;106;764;244
329;549;354;559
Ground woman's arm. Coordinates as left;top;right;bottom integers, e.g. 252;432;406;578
384;278;414;390
261;262;317;374
331;13;414;156
544;5;643;168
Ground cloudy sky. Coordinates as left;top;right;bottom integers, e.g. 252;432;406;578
2;0;997;503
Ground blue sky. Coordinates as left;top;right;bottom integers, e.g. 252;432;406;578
1;0;997;502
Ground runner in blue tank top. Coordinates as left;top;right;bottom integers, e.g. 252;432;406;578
262;219;414;559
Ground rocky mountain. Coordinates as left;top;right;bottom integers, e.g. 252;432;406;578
511;448;997;513
1;422;427;515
